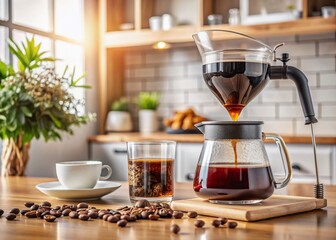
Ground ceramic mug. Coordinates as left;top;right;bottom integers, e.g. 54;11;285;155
56;161;112;189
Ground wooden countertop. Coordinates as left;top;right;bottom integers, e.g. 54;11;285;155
1;177;335;240
88;132;336;144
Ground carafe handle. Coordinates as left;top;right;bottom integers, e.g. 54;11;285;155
263;133;292;189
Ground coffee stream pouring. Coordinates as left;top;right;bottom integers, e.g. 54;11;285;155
192;30;323;202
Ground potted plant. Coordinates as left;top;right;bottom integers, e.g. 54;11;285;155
105;97;132;132
135;92;160;133
0;37;94;176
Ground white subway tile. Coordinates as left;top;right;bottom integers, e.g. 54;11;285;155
263;120;294;135
145;51;170;64
296;119;336;136
170;77;199;90
311;89;336;102
188;91;217;104
159;65;184;77
125;81;142;93
281;42;316;57
279;104;319;118
319;41;336;55
133;67;156;78
145;80;169;91
160;92;185;104
157;105;171;118
246;105;276;118
301;57;335;72
200;104;230;121
298;32;335;41
125;52;142;65
321;104;336;118
320;73;336;86
261;89;294;103
171;48;200;62
186;62;202;76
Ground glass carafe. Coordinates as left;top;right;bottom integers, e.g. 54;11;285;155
193;121;292;204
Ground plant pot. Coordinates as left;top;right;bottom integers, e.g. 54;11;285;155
139;109;159;133
106;111;133;132
1;135;31;176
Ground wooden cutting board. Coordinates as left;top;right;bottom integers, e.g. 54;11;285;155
171;195;327;222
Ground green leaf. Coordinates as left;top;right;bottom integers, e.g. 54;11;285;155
47;112;62;128
21;106;32;117
0;115;6;121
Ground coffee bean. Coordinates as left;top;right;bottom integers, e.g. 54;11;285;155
24;202;34;208
88;212;98;219
89;209;99;214
36;209;45;218
98;210;108;219
69;211;79;219
0;209;4;217
117;220;127;227
167;210;173;218
44;215;56;222
187;211;198;218
194;220;205;228
103;214;112;221
228;221;238;229
149;214;159;221
134;199;151;208
79;214;89;221
218;217;228;225
54;210;62;218
78;210;89;215
6;213;16;221
141;211;150;219
9;208;20;215
129;214;137;222
161;203;170;209
41;211;51;218
62;209;72;216
121;215;130;222
173;211;183;219
69;204;77;211
53;206;61;210
212;219;221;228
159;209;168;218
170;224;180;234
41;201;51;207
25;211;37;218
30;204;39;211
20;209;30;216
77;203;89;209
107;215;119;223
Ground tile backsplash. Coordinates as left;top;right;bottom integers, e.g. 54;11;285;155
124;32;336;136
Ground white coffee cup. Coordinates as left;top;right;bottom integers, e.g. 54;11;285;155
56;161;112;189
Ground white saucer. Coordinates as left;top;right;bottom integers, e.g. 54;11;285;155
36;181;121;200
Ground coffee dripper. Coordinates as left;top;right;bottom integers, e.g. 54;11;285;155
192;30;323;203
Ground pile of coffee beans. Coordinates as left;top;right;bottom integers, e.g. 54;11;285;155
0;199;238;233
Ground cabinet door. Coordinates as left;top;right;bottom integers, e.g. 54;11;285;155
90;142;128;181
265;144;333;184
176;143;203;182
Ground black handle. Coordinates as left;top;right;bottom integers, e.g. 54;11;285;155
186;173;194;181
269;53;318;125
292;163;302;171
113;149;127;154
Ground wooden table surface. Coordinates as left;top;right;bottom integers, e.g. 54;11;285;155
0;177;335;240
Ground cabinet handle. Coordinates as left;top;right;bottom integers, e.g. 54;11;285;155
113;149;127;154
292;163;309;173
186;173;194;181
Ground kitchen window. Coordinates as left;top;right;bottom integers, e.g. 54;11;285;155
0;0;86;112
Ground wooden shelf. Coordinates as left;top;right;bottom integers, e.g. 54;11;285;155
104;17;336;48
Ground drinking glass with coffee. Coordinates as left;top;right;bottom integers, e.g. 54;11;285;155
127;141;176;203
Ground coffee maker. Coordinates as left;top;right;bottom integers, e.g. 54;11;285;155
192;30;323;203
